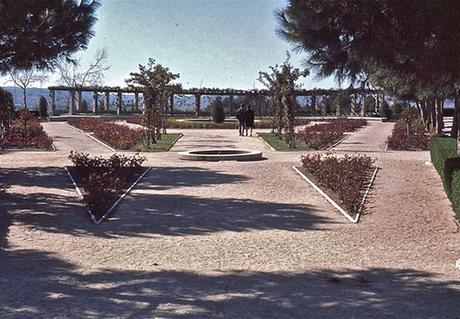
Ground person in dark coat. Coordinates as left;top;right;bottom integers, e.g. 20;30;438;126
245;105;255;136
236;104;247;136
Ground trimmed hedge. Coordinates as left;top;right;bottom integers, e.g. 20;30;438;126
430;136;458;193
451;170;460;219
430;135;460;219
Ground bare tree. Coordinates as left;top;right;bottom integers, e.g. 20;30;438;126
55;47;110;88
8;68;48;109
55;48;110;111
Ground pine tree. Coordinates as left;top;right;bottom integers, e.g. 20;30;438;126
0;0;100;74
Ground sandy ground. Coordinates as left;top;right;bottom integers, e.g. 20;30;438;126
1;121;460;318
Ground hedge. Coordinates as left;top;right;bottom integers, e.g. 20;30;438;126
430;136;458;192
451;170;460;219
430;135;460;219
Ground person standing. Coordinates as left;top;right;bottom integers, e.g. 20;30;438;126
236;104;247;136
245;105;255;136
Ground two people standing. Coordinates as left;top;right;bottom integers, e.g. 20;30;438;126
236;104;255;136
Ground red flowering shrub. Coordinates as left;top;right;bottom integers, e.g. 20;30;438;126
0;109;53;150
387;108;429;150
68;152;146;219
295;119;367;149
301;153;375;215
68;118;142;150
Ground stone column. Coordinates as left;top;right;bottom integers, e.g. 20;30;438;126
351;94;357;115
360;93;366;117
49;90;55;116
311;95;316;111
77;90;82;112
336;95;341;117
229;94;234;116
375;94;380;113
93;91;98;114
134;92;139;112
117;91;122;115
69;90;75;115
194;94;200;116
104;92;110;112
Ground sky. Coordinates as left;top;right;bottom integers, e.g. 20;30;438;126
5;0;339;90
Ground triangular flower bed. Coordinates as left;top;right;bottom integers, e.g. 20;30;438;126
65;152;150;224
294;153;378;223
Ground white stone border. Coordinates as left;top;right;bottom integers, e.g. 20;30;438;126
293;166;379;223
65;166;151;224
258;134;277;151
166;133;184;151
66;123;116;152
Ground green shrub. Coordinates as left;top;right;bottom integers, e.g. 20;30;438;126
38;96;48;117
450;170;460;219
430;136;458;179
80;99;89;112
430;135;460;220
211;98;225;123
380;100;392;120
444;157;460;198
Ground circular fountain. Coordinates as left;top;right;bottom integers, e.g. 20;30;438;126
178;149;263;161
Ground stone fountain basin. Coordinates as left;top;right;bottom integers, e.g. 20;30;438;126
178;149;263;161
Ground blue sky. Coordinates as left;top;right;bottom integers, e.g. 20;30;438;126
7;0;339;90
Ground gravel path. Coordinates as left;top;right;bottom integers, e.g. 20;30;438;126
41;122;114;154
1;121;459;318
332;121;394;152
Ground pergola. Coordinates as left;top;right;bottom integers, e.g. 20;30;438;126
47;85;383;117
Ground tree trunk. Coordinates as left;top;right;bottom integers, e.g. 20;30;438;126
430;97;437;130
436;98;444;135
452;98;460;139
22;87;27;109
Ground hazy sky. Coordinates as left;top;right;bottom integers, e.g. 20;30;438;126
6;0;338;90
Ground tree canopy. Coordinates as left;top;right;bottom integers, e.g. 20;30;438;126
0;0;100;74
277;0;460;97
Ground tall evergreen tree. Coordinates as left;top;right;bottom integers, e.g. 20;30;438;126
0;0;100;74
277;0;460;135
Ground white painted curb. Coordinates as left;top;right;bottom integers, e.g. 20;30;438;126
66;123;116;152
86;133;117;152
258;134;277;151
65;166;151;224
293;166;378;223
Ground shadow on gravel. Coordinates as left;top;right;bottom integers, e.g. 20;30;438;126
1;249;459;318
1;166;331;239
140;166;249;190
100;193;332;237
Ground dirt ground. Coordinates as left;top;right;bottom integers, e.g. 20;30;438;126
0;121;459;318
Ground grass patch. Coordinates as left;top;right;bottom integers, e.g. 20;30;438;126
258;132;310;151
134;133;183;152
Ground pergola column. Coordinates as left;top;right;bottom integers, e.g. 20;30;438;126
311;95;316;111
169;94;174;116
117;91;122;115
194;94;201;116
360;93;366;117
229;94;234;116
49;90;55;116
69;90;75;115
104;92;110;112
134;92;139;112
375;94;381;113
336;95;341;117
77;90;83;112
351;94;357;115
93;91;98;114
